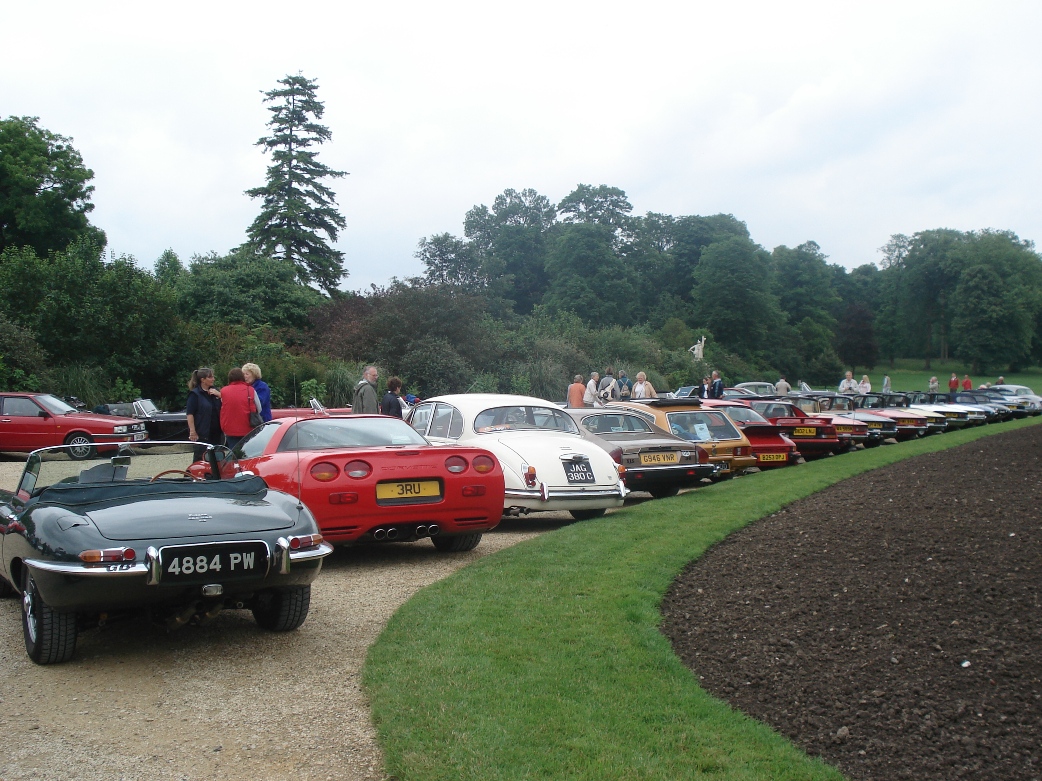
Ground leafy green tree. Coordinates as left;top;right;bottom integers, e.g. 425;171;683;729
771;241;841;330
950;264;1033;372
0;116;106;255
542;223;639;324
557;184;632;234
463;188;556;314
175;249;324;329
836;303;879;373
689;236;785;361
244;74;347;295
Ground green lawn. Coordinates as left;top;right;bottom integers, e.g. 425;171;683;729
805;359;1042;393
363;417;1041;780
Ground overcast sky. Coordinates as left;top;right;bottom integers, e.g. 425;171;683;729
4;1;1040;290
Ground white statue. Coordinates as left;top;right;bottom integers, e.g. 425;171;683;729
688;336;706;361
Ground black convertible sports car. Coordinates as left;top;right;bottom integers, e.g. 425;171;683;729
0;442;333;664
96;398;189;440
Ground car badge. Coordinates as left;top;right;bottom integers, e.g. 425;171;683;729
188;513;213;522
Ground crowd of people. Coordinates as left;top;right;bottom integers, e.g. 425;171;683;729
564;367;727;407
185;362;273;451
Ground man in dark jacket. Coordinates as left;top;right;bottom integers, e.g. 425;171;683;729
352;366;380;414
709;370;724;399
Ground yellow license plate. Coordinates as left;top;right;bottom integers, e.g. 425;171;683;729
758;453;787;462
640;451;679;465
898;419;916;426
835;425;852;433
793;427;816;436
868;422;882;428
376;480;441;501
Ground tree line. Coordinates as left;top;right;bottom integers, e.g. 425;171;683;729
2;76;1041;411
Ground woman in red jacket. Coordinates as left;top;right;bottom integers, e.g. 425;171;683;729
220;367;262;452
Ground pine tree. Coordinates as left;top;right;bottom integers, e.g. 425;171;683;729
244;74;347;295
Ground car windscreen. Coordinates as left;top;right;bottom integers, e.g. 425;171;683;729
753;402;798;418
719;406;769;424
20;442;228;494
137;399;160;415
474;405;579;434
664;410;741;441
276;417;429;451
35;394;78;415
580;413;654;434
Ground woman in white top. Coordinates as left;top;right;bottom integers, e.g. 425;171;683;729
632;372;657;399
858;375;872;394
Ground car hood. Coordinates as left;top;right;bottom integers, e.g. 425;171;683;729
87;495;296;541
66;411;141;426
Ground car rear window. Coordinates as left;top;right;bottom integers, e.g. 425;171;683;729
664;411;741;441
474;406;578;434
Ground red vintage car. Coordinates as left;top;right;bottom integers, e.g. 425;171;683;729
741;399;841;459
0;392;148;459
230;414;505;552
700;399;800;468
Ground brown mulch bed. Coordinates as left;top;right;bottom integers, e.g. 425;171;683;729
662;424;1042;781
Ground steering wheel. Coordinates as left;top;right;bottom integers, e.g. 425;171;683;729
150;469;200;483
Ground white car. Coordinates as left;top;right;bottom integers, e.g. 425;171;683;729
406;394;627;520
992;384;1042;415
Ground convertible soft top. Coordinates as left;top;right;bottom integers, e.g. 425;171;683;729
35;474;270;507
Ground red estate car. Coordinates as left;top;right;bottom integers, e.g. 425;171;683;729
0;392;148;458
700;399;800;468
230;414;506;552
742;399;841;459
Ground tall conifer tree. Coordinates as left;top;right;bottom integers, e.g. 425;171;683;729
245;74;347;295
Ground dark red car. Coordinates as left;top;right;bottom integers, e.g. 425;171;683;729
231;414;505;552
741;399;841;459
700;399;800;468
0;393;148;459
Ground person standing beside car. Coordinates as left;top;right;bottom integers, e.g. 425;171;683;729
567;375;586;408
928;376;939;393
709;371;724;399
632;372;657;399
775;376;792;395
948;372;959;399
584;372;600;407
186;367;223;450
381;376;404;418
242;362;272;422
858;375;872;394
598;367;620;403
351;366;380;414
839;371;859;394
616;370;633;400
220;367;262;452
962;374;973;391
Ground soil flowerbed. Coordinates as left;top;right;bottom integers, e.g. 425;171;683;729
663;424;1042;780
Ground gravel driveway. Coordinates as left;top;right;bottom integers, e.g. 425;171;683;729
0;457;563;780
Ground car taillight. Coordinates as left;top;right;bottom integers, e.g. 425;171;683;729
445;456;468;473
344;460;372;478
288;534;323;550
617;464;626;477
462;485;486;497
80;547;135;563
524;465;537;487
472;455;496;473
608;447;623;464
310;462;340;482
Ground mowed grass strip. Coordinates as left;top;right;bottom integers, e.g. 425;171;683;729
364;417;1042;781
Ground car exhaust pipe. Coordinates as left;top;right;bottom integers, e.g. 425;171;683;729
166;603;199;630
415;525;428;538
373;528;387;541
386;527;399;540
427;524;440;537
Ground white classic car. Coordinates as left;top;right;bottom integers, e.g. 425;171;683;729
406;394;627;520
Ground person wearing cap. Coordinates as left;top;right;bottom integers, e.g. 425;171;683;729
567;375;586;408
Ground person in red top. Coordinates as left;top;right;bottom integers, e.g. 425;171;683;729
220;367;262;452
948;373;959;400
961;374;972;391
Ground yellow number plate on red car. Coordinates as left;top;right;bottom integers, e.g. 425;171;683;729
640;452;679;465
758;453;787;462
793;427;816;436
376;480;442;505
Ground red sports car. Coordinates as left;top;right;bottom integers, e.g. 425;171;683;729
231;414;505;552
741;399;841;459
700;399;800;468
0;392;148;459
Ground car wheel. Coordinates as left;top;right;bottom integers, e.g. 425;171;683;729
649;486;681;499
252;585;311;631
569;508;606;521
431;532;482;552
64;432;96;460
22;568;77;664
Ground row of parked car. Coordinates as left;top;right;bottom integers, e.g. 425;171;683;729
0;383;1035;664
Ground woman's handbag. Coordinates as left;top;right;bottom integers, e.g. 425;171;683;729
248;392;263;428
